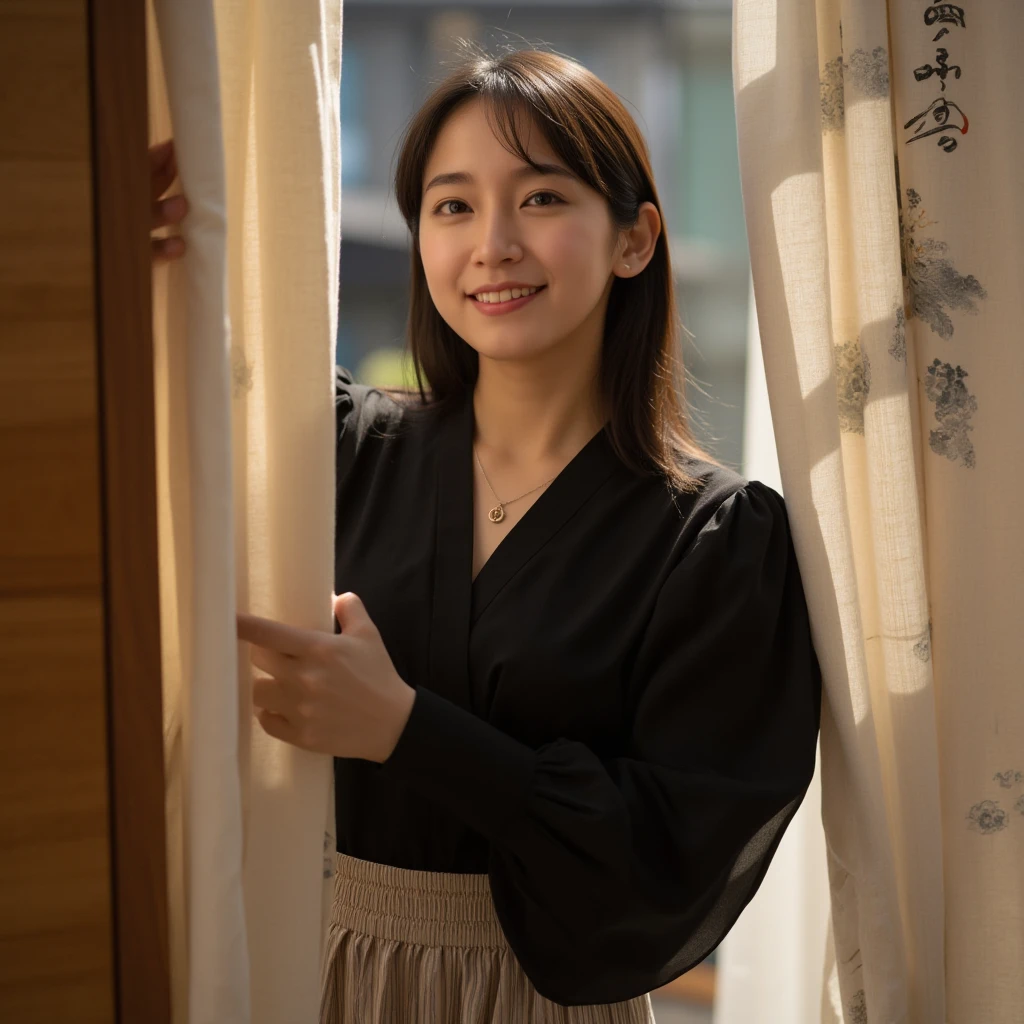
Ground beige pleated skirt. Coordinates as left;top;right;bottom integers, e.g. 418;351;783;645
319;851;655;1024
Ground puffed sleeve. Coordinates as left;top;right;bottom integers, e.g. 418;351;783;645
335;364;406;491
379;480;822;1005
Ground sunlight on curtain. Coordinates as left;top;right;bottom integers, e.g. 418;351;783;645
734;0;1024;1020
148;0;342;1019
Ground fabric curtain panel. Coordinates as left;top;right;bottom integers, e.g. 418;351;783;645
147;0;342;1020
713;284;831;1024
733;0;1023;1021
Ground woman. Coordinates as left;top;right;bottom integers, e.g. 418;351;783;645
153;46;822;1024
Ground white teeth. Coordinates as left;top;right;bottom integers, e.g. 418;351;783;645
474;286;539;304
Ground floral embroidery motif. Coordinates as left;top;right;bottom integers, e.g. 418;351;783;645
323;830;335;880
835;337;871;434
1016;795;1024;816
923;359;977;468
912;620;932;662
899;186;986;339
993;770;1024;789
890;305;907;363
848;47;890;98
966;800;1008;833
820;43;890;134
821;56;846;133
231;343;255;398
848;988;868;1024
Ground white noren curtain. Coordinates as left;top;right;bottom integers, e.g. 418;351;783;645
148;0;342;1019
732;0;1024;1020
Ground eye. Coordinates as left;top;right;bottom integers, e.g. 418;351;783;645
525;191;563;208
433;199;469;216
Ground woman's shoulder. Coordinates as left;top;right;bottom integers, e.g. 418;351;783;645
335;365;430;442
654;456;792;568
670;455;784;521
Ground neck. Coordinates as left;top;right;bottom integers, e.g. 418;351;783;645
472;340;605;467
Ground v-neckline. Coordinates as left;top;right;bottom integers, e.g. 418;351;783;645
425;388;621;707
468;429;607;595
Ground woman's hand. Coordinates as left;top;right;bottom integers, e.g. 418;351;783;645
236;592;416;763
150;139;189;264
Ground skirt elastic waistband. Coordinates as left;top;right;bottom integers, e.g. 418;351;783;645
330;851;507;949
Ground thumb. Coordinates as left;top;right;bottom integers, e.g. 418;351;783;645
332;591;371;634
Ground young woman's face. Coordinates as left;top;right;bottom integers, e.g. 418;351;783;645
417;97;623;366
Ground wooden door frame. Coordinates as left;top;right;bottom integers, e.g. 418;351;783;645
88;1;171;1019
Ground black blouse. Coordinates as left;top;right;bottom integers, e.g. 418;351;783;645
332;367;822;1007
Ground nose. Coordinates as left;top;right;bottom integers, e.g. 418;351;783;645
471;205;523;266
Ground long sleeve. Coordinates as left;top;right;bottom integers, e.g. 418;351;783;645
377;480;822;1006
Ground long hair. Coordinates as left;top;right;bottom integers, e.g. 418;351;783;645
392;44;722;493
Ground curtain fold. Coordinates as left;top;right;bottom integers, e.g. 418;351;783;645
148;1;342;1019
713;279;831;1024
733;0;1024;1020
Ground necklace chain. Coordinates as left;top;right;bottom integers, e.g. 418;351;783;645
474;446;558;524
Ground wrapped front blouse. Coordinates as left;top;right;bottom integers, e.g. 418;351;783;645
331;367;822;1006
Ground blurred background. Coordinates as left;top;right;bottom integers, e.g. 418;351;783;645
339;1;745;1016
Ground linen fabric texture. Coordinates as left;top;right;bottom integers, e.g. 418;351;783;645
329;369;823;1007
147;0;342;1019
733;0;1024;1019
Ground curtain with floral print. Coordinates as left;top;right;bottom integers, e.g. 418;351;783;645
732;1;1023;1020
148;0;341;1020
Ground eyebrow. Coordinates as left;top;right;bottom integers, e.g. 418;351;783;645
423;162;577;193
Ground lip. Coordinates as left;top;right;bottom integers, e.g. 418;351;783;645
468;285;547;316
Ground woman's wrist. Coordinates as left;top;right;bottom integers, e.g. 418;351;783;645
371;683;417;763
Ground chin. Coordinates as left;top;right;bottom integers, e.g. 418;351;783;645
466;334;558;364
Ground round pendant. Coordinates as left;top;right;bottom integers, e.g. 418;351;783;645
488;504;506;523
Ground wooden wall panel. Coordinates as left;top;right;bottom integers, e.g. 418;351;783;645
1;1;170;1020
0;1;116;1020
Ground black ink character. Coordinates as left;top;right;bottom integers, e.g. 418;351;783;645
914;49;962;92
924;4;966;30
905;97;968;149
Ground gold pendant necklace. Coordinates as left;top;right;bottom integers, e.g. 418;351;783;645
475;447;557;525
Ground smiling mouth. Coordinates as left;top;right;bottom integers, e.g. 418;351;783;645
468;285;547;310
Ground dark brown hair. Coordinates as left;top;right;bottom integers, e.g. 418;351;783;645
392;43;721;493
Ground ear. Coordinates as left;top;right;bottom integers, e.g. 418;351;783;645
615;202;662;277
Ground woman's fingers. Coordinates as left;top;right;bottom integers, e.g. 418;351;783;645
149;140;178;200
152;192;189;230
149;139;175;176
149;138;174;168
151;235;186;264
150;140;188;264
151;194;188;263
